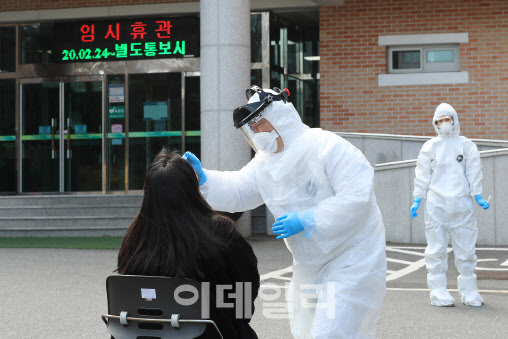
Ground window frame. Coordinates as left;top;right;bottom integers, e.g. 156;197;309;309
388;44;460;74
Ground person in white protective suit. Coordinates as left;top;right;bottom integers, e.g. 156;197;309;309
182;86;387;338
411;103;491;307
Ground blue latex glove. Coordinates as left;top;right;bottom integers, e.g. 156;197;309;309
182;152;207;185
410;197;422;219
474;195;490;210
272;212;304;239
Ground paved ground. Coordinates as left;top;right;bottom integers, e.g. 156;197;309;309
1;236;507;338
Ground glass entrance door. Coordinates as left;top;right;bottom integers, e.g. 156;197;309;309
63;81;102;192
21;82;60;192
127;73;182;190
20;79;103;193
1;79;18;194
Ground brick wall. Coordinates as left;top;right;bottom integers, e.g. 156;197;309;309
0;0;193;12
320;0;508;139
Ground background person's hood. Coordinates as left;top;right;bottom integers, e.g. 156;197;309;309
432;103;460;138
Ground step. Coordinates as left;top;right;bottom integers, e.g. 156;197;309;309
0;205;139;218
0;228;127;237
0;194;143;207
0;216;134;228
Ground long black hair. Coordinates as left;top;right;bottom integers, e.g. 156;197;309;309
116;150;234;279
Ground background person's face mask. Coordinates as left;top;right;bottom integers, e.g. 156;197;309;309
439;122;454;137
253;130;279;153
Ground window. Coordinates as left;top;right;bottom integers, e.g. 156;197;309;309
251;13;262;63
378;33;468;86
388;45;460;73
19;24;54;64
0;26;15;72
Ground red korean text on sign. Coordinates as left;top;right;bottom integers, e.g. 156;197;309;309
105;23;120;41
81;24;95;42
155;21;172;39
131;22;147;40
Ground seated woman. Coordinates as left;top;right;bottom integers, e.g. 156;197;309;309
116;150;260;339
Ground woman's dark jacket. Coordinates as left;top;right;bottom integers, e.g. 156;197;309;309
119;215;260;339
196;216;260;339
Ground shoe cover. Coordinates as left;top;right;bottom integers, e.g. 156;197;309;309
457;275;484;306
429;288;455;306
460;290;484;306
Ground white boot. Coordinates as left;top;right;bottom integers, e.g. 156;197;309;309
458;275;484;306
429;288;455;307
428;273;455;306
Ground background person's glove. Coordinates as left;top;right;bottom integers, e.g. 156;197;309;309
272;212;304;239
410;197;422;219
182;152;207;185
474;195;490;210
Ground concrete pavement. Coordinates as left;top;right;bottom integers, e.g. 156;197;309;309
1;236;507;338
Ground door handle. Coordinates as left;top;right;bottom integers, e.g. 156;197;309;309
51;118;56;159
66;117;71;159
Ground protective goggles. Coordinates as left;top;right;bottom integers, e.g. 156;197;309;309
233;86;290;129
247;113;264;127
435;115;453;125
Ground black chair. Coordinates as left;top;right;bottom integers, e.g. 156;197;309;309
102;275;223;339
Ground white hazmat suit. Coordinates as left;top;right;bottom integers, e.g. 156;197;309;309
413;103;485;307
201;98;387;338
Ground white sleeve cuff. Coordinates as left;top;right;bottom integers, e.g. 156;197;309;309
297;208;316;238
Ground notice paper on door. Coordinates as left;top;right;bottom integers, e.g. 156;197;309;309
144;102;168;120
111;124;123;133
39;126;51;135
109;84;125;103
74;125;87;134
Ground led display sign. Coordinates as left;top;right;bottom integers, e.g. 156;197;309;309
53;17;199;62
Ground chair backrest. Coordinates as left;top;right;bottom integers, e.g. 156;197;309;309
104;275;211;339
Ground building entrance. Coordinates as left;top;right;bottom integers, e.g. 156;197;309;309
4;10;319;198
20;77;103;193
17;72;201;194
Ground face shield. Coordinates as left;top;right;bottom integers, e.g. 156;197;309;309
233;86;290;152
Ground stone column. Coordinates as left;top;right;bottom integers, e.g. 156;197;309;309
200;0;252;235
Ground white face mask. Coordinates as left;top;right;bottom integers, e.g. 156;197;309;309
252;130;279;153
439;122;454;137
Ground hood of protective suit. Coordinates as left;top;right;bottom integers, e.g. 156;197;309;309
248;93;309;153
432;103;460;137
